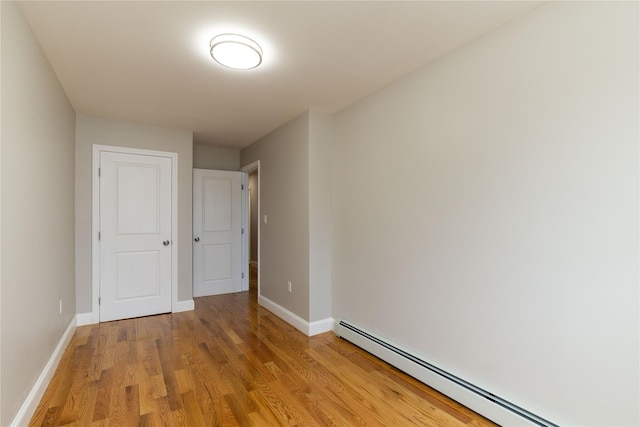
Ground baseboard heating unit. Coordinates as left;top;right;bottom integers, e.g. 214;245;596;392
335;320;558;427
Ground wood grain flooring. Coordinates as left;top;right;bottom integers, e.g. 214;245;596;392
29;282;496;426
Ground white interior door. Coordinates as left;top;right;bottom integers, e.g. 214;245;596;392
193;169;243;296
99;151;173;322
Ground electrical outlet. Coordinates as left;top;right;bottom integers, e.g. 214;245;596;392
287;281;292;293
59;298;63;315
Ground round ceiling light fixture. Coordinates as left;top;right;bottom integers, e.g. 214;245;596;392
210;33;263;70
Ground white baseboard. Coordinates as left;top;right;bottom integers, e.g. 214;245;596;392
309;317;335;335
76;312;95;326
10;316;77;427
258;295;333;336
173;299;195;313
259;295;308;334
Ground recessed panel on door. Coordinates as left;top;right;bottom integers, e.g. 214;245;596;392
203;244;232;281
117;165;160;235
203;177;232;232
116;251;160;299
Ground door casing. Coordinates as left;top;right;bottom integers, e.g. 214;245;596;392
92;145;178;323
241;160;260;297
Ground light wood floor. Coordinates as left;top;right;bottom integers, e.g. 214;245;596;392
29;280;496;426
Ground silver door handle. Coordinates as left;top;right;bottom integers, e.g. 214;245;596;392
163;240;170;246
194;237;200;242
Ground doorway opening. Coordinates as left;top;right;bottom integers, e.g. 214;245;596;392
241;161;260;298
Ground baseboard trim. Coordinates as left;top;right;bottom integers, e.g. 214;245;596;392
258;295;333;336
259;295;308;335
10;316;77;427
309;317;335;335
173;299;195;313
76;312;95;326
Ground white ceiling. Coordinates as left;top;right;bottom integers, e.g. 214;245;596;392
19;1;542;149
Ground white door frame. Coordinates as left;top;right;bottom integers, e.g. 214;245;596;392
92;145;178;323
241;172;249;291
241;160;260;297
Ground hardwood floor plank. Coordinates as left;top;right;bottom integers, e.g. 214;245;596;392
156;339;184;412
247;411;272;427
168;408;189;427
251;379;317;426
247;389;283;426
125;384;141;426
106;386;126;426
29;284;497;427
37;406;60;427
182;390;207;427
76;380;100;426
139;338;161;378
154;396;174;427
174;369;195;395
91;369;112;422
136;368;159;415
223;393;254;426
191;376;220;426
196;342;234;395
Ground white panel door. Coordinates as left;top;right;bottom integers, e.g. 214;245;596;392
100;151;172;321
193;169;242;296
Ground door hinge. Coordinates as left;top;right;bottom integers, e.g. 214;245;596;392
242;272;245;279
241;184;244;190
241;228;245;235
98;167;101;177
98;297;101;305
98;231;101;240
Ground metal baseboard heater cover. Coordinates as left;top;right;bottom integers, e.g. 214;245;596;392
335;320;558;427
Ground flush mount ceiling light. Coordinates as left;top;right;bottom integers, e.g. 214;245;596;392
210;33;263;70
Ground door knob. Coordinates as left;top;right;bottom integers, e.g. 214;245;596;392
163;240;170;246
194;237;200;242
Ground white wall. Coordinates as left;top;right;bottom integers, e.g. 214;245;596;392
241;111;333;325
241;112;311;319
332;2;638;425
1;2;76;424
1;4;4;422
75;115;194;313
308;112;332;322
193;143;240;171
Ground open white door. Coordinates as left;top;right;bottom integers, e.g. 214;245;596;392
193;169;243;297
99;150;173;322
